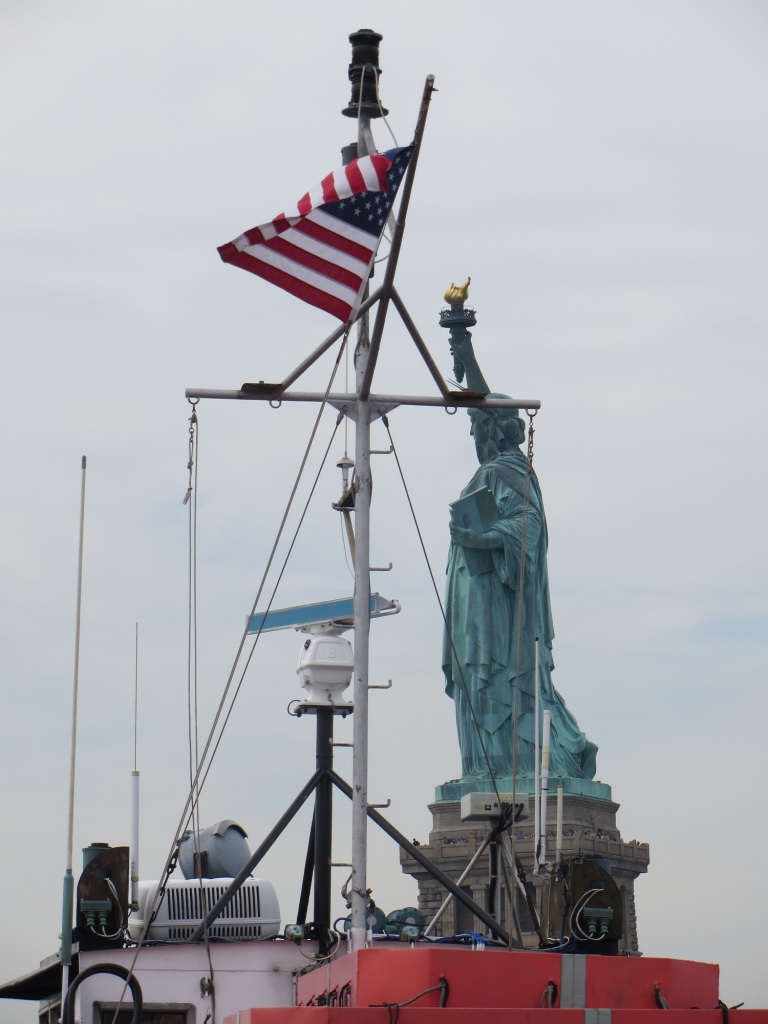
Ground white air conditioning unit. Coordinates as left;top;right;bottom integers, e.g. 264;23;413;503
129;878;280;942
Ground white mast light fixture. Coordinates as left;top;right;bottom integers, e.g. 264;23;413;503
297;634;354;708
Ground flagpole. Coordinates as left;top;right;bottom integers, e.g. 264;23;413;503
359;76;435;401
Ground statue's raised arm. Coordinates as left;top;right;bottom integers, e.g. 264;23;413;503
439;278;490;393
439;279;597;790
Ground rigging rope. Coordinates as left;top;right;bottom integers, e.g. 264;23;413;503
185;414;201;824
120;326;351;991
196;409;344;795
510;411;536;871
185;402;217;1021
381;417;506;808
190;324;350;803
382;412;541;945
186;401;200;799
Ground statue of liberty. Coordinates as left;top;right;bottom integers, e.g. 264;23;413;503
441;281;597;784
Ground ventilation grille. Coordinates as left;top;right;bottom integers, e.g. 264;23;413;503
131;877;280;943
166;882;262;920
163;883;263;939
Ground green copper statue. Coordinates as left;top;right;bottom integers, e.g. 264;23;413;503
441;281;597;783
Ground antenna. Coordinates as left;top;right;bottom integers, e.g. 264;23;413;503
134;622;139;772
131;622;140;910
60;455;87;1006
537;710;552;871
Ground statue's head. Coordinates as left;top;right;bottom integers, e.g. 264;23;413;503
469;395;525;463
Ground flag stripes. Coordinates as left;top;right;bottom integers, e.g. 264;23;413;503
218;146;412;321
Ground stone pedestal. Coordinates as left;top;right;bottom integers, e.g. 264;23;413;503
400;787;649;954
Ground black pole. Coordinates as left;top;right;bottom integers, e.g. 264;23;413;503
187;769;323;942
328;769;511;945
297;811;316;925
314;708;334;952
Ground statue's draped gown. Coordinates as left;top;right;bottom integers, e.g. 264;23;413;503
442;445;597;781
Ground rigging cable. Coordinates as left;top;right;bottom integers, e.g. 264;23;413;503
373;65;399;149
381;415;503;800
185;401;217;1022
508;412;536;914
506;414;535;829
371;64;398;245
499;412;541;939
381;414;527;945
193;324;350;800
185;400;201;804
123;327;353;983
193;329;350;796
196;407;344;796
356;62;398;250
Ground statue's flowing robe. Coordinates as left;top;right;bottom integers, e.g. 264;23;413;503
442;447;597;781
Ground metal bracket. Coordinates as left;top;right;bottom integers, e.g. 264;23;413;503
368;799;391;809
370;562;392;572
240;381;284;398
369;680;393;690
328;400;401;424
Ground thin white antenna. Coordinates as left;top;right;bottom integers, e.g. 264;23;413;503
131;622;140;910
538;710;551;871
134;622;139;772
61;455;87;1006
533;638;540;865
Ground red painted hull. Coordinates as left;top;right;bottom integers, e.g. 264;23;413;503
224;948;768;1022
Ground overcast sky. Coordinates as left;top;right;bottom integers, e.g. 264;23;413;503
2;2;767;1020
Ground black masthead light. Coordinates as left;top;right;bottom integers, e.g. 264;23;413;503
342;28;388;118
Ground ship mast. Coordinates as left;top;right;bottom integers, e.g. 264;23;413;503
185;31;540;950
343;26;382;954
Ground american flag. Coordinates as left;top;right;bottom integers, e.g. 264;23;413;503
218;145;413;322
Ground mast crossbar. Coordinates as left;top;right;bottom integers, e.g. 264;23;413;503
184;388;541;411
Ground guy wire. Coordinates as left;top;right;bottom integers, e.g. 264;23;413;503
381;417;506;811
119;327;351;991
194;328;350;795
384;414;538;944
196;409;343;796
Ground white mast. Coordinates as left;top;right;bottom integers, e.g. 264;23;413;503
348;108;376;952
